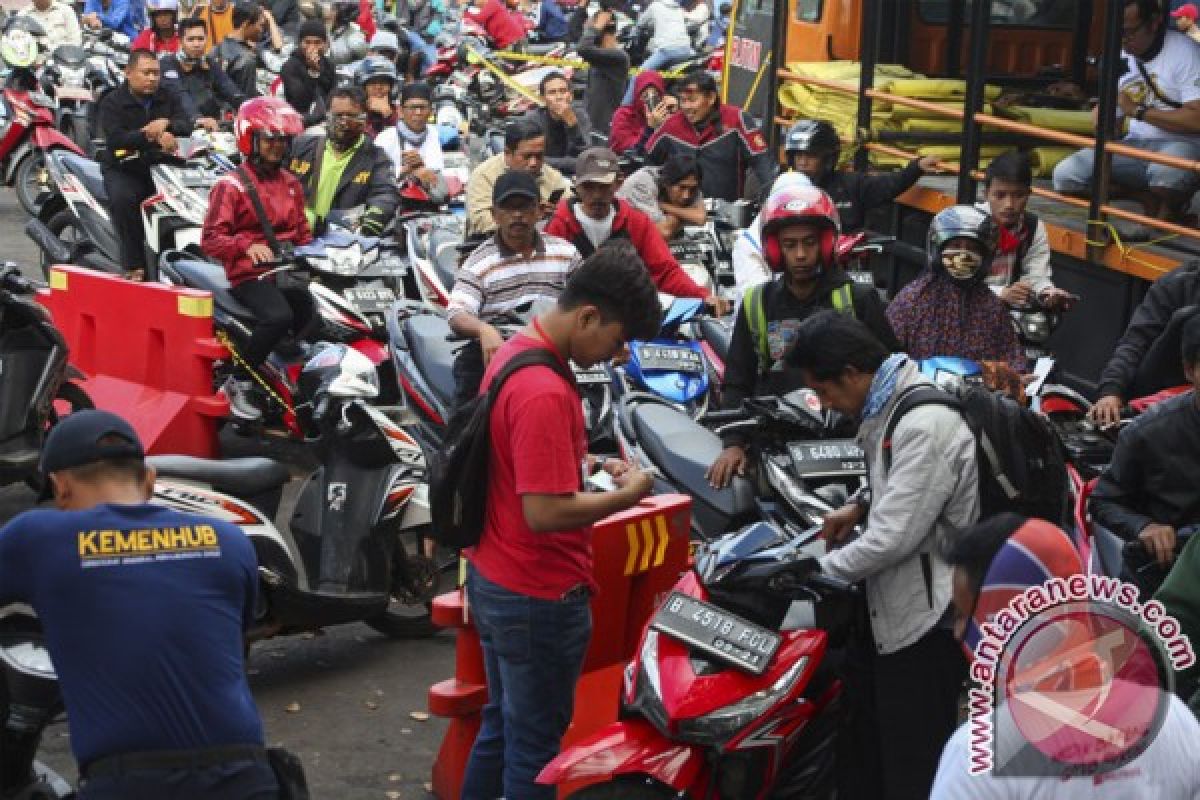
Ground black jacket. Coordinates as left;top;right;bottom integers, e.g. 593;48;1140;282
721;271;900;445
160;54;245;125
1090;391;1200;540
646;104;777;203
97;83;191;175
577;25;628;134
1098;263;1200;400
288;133;399;223
522;105;591;175
211;37;259;100
815;159;924;234
269;0;301;35
281;53;336;128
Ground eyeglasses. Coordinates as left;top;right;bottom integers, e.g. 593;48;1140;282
330;112;367;123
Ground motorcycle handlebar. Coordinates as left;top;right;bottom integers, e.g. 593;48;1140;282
1122;527;1197;569
0;266;38;294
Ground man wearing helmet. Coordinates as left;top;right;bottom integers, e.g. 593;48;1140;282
161;17;246;131
354;55;399;136
707;185;899;488
886;205;1027;373
784;118;940;234
282;18;337;128
132;0;181;52
18;0;82;51
97;49;191;280
202;97;313;420
289;87;398;237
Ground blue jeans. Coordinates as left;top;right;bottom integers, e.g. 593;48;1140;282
1052;136;1200;194
460;565;592;800
405;29;438;75
621;46;695;104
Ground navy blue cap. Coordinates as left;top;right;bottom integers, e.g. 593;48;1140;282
493;169;539;205
40;410;145;475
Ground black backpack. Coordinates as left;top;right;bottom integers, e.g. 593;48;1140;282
882;384;1068;525
428;348;576;548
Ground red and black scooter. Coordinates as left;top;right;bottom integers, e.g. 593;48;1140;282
0;16;87;215
538;522;858;799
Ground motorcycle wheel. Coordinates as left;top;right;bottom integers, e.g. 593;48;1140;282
14;150;46;217
61;117;90;154
41;210;87;279
568;778;676;799
24;381;94;493
364;528;453;639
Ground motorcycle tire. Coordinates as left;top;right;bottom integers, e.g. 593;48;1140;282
41;210;86;279
24;381;94;493
363;530;453;639
14;150;46;217
568;778;676;799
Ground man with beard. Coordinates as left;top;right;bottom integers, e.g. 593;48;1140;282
288;87;398;236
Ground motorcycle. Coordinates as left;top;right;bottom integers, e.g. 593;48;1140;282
617;297;715;419
0;607;73;799
0;16;87;215
538;520;858;798
37;43;92;154
149;343;449;639
0;264;92;491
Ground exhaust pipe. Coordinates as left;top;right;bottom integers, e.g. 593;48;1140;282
24;218;72;265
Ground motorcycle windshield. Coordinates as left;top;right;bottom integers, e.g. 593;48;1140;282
696;521;790;582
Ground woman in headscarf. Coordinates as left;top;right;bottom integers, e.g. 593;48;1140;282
608;69;673;156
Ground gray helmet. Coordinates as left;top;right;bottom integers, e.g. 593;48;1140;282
354;55;398;88
927;205;1000;284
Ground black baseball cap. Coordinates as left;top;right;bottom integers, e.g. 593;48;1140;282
493;170;540;205
40;410;145;476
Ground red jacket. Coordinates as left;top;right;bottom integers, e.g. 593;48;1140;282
131;29;181;53
468;0;528;49
544;198;708;300
202;164;312;286
608;70;666;155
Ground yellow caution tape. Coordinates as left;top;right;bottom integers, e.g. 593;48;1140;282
465;44;546;106
1084;219;1180;274
490;48;690;79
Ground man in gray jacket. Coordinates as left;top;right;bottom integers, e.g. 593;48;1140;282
788;311;977;800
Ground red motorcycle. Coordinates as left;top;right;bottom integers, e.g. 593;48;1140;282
0;16;87;214
538;522;858;799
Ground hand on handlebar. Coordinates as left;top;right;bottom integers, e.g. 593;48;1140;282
1038;287;1078;311
247;244;276;265
1000;281;1035;308
1139;523;1178;568
821;502;864;545
704;294;731;317
1088;394;1123;428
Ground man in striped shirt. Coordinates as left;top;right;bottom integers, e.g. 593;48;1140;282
448;170;583;408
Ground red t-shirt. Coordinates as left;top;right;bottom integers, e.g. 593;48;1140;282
466;332;592;600
131;29;181;53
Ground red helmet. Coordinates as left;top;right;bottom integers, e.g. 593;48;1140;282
235;97;304;157
760;185;840;271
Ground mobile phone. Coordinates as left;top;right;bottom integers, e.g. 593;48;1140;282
548;188;566;204
643;88;663;113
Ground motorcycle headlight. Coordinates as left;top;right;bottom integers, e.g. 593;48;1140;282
674;656;809;746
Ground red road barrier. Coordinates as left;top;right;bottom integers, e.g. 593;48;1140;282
39;266;228;457
428;494;693;799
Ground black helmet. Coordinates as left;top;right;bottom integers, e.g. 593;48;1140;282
785;119;840;179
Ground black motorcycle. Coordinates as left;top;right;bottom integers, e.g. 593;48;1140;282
0;264;91;490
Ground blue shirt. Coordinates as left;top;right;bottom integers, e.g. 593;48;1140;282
83;0;139;39
0;503;264;766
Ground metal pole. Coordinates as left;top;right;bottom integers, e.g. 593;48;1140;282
1071;0;1094;87
854;0;879;172
1088;0;1124;259
763;0;788;155
946;0;965;77
956;0;992;203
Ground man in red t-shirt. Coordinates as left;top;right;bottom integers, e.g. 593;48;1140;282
461;240;662;800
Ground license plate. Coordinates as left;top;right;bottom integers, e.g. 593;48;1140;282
56;86;92;101
344;286;395;312
638;344;704;374
573;365;609;385
787;439;866;477
651;592;781;675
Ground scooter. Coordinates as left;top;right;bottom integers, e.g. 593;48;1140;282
38;43;92;153
617;297;715;419
0;16;87;215
0;607;73;799
0;264;92;491
538;520;858;798
149;342;447;639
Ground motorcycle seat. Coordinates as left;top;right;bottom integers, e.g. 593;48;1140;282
631;401;754;517
148;455;291;496
403;313;459;408
427;225;461;292
697;316;732;365
167;258;256;321
57;152;108;205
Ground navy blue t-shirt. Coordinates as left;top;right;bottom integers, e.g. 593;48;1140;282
0;503;265;766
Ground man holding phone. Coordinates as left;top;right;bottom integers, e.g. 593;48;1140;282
466;119;571;238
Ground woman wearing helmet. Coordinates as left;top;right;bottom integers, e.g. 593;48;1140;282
706;183;899;488
354;55;398;135
784;118;940;233
201;97;313;421
131;0;181;52
886;205;1027;372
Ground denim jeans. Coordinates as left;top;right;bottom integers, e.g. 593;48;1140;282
1052;136;1200;194
460;565;592;800
621;46;695;104
405;28;438;74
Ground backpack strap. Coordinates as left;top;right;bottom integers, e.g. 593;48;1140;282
742;282;770;371
831;283;855;315
880;385;960;472
233;165;283;256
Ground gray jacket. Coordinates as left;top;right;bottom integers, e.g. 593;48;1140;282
636;0;692;53
819;360;979;654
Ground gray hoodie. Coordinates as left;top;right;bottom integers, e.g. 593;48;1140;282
636;0;692;53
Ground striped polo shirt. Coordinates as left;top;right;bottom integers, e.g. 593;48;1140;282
447;233;583;323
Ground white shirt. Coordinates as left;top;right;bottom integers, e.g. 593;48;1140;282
573;204;615;251
375;123;445;181
1120;30;1200;141
930;693;1200;799
20;1;82;51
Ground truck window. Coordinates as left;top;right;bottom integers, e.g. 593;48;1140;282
795;0;822;23
918;0;1077;28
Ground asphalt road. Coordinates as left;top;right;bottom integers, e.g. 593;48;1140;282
0;190;453;799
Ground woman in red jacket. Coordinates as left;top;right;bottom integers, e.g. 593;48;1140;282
201;98;313;420
608;70;674;155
